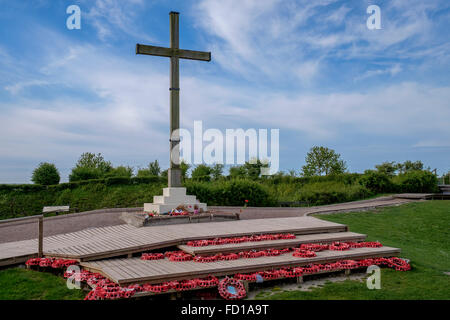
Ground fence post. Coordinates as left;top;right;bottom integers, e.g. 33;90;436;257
38;216;43;257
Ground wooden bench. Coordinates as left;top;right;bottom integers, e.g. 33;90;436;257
42;206;70;214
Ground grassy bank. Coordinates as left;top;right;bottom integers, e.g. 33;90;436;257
0;268;85;300
0;170;438;219
258;201;450;299
0;176;372;219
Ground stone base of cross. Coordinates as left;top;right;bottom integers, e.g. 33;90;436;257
144;187;207;214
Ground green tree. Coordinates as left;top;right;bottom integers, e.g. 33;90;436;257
229;165;247;179
74;152;112;174
180;160;191;180
397;160;424;174
136;168;151;177
31;162;60;185
104;166;133;178
69;152;113;182
211;164;224;180
148;160;161;176
69;167;102;181
191;164;212;181
375;161;398;177
443;171;450;184
243;158;269;179
301;146;347;177
160;169;168;179
359;170;394;194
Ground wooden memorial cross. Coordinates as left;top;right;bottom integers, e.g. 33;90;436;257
136;11;211;187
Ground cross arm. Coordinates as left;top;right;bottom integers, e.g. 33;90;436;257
136;44;211;61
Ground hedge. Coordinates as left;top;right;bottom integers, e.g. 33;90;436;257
185;179;277;207
393;171;439;193
358;170;395;194
0;170;440;219
0;176;166;193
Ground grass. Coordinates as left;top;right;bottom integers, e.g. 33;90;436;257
257;200;450;300
0;267;86;300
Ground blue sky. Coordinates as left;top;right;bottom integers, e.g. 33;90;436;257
0;0;449;183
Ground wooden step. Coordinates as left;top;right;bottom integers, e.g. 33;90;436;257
178;232;367;255
81;246;401;285
44;217;347;261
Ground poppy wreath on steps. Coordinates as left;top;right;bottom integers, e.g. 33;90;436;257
196;276;219;287
299;243;329;252
329;242;351;251
386;257;411;271
141;253;165;261
337;260;359;269
218;277;247;300
292;249;317;258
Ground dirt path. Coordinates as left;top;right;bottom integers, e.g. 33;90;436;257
0;196;415;243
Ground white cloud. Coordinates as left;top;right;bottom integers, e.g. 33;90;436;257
4;80;53;95
195;0;335;80
195;0;447;79
355;63;402;81
2;37;449;167
83;0;153;42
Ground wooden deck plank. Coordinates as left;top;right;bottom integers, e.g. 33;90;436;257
80;246;401;285
178;232;366;255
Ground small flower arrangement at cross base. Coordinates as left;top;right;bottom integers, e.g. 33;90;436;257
240;199;249;214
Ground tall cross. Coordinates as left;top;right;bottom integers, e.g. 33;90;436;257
136;11;211;187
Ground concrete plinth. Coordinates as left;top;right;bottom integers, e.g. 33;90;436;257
144;187;207;214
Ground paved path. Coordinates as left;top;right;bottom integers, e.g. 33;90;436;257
0;196;415;244
0;208;139;244
211;196;414;220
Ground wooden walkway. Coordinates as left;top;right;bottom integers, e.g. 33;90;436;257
81;246;401;285
0;224;136;266
178;232;366;255
0;217;346;265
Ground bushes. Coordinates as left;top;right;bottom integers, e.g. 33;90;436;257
31;163;60;185
263;173;361;187
359;170;395;194
297;181;370;206
104;166;133;179
0;169;440;219
444;172;450;185
191;165;212;182
131;176;163;184
359;170;438;194
69;167;103;182
220;180;276;206
0;184;46;193
394;171;439;193
185;179;276;206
